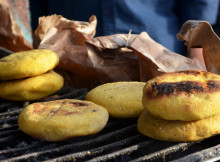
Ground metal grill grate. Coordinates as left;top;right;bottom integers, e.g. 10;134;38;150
0;86;220;161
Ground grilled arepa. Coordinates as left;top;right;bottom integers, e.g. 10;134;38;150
0;70;64;101
18;99;109;142
0;49;59;80
142;70;220;121
86;82;145;118
137;110;220;142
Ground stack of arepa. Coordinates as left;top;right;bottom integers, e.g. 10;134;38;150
0;49;64;101
138;70;220;142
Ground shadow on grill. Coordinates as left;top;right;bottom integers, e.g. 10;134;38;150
1;86;220;162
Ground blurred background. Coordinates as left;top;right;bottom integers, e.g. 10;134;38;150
1;0;220;55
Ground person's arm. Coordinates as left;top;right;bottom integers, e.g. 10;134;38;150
188;48;207;70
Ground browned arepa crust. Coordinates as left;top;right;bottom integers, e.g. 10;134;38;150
142;70;220;121
137;110;220;142
147;80;220;98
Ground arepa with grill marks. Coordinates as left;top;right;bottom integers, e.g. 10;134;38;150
142;70;220;121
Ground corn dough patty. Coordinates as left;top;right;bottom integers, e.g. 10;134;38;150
143;70;220;121
137;110;220;142
86;82;145;118
18;99;109;142
0;70;64;101
0;49;59;80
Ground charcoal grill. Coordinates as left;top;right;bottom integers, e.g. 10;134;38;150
1;48;220;161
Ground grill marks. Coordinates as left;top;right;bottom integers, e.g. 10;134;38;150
48;101;89;117
177;70;201;76
48;102;64;119
33;104;47;114
146;80;220;98
70;102;88;107
33;101;91;118
145;70;220;98
207;80;219;89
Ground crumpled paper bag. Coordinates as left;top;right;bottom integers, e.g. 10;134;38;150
34;15;220;89
86;21;220;83
85;32;204;83
0;0;32;52
129;32;205;81
85;33;139;84
34;15;99;89
177;20;220;75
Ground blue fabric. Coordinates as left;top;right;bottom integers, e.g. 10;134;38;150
30;0;219;55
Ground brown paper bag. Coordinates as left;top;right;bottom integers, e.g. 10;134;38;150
34;15;99;89
34;15;219;89
85;31;205;83
130;32;205;81
177;20;220;75
0;0;32;52
85;33;139;84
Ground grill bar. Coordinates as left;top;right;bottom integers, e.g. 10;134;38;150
3;124;137;161
0;142;46;157
172;143;220;162
0;109;22;117
47;135;144;162
130;142;192;162
0;124;18;132
50;88;89;100
0;116;18;124
87;140;155;162
0;133;23;144
0;129;20;137
0;102;21;110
